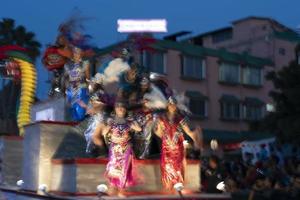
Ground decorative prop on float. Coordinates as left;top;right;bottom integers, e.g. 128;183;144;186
43;46;67;71
0;45;37;135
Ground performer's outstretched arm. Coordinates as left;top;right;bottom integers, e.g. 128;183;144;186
92;123;105;146
154;120;163;138
130;121;142;132
182;124;203;150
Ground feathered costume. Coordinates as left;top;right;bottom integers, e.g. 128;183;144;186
132;109;155;159
43;11;95;120
130;83;167;158
84;78;110;153
147;91;192;190
65;59;90;121
95;57;130;86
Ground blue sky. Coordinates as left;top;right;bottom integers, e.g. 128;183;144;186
1;0;299;99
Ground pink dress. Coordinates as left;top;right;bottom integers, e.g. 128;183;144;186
105;121;134;189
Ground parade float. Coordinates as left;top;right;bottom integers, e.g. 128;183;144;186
0;18;232;200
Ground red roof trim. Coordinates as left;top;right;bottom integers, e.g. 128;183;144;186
52;158;200;165
24;120;79;127
2;136;23;140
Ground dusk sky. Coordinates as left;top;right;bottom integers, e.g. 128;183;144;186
1;0;299;99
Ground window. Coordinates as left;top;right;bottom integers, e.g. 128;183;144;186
219;62;240;84
182;55;206;79
220;95;240;120
244;105;263;121
186;91;207;118
212;30;233;43
221;102;240;120
242;66;262;86
143;51;165;74
243;97;265;121
189;99;207;117
279;48;286;56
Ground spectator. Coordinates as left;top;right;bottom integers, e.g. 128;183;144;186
200;142;300;198
203;155;224;193
258;144;268;162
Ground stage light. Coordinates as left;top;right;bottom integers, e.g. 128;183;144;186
38;184;48;193
216;181;226;192
174;182;184;198
174;182;184;192
117;19;167;33
97;184;108;200
96;184;108;193
16;180;24;188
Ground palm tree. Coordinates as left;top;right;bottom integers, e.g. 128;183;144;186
0;18;41;61
0;18;41;135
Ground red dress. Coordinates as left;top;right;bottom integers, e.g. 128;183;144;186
160;116;186;189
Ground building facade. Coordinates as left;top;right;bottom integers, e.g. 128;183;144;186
95;17;300;143
188;16;300;70
97;37;273;136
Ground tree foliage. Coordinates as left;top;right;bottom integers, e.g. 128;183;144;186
261;49;300;142
0;18;41;61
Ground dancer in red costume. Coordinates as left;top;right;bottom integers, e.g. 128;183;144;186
155;96;202;192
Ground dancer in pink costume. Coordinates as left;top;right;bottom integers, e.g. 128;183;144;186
92;101;141;196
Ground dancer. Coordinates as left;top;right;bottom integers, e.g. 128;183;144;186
132;101;155;159
92;101;141;196
83;77;109;154
43;34;71;97
117;62;141;105
64;46;90;121
132;76;169;159
155;96;202;191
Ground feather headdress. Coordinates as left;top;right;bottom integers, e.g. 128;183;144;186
94;58;130;85
143;83;168;109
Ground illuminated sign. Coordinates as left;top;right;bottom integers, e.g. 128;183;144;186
36;108;54;121
117;19;167;33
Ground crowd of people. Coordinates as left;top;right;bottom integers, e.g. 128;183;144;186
201;143;300;199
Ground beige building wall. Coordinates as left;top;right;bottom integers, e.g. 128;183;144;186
201;18;297;69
